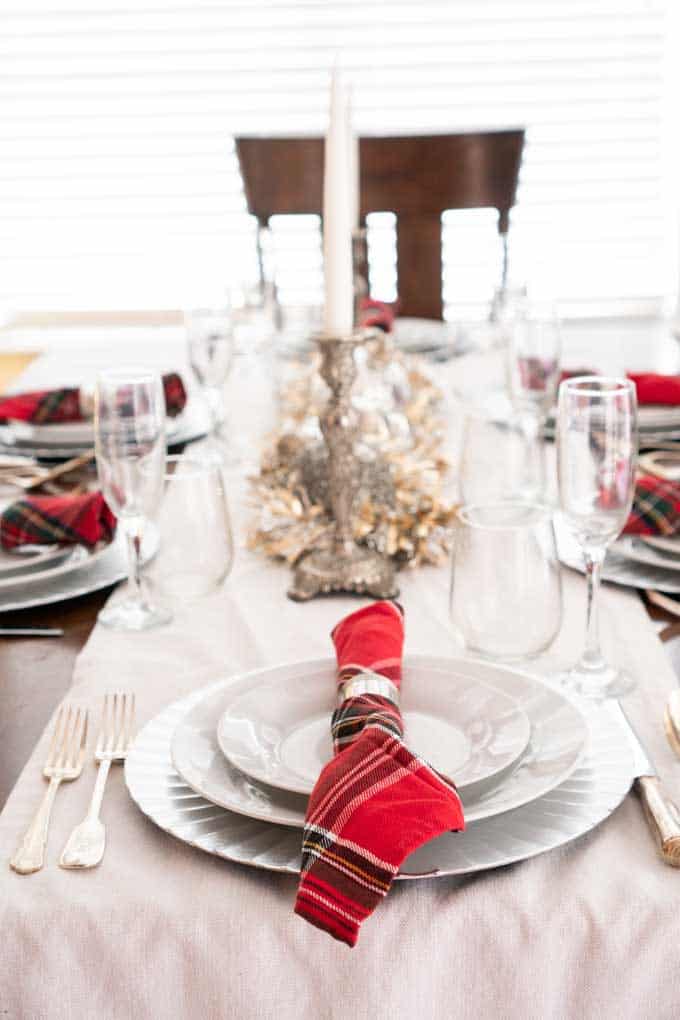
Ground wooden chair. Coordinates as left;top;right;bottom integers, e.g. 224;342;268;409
236;130;525;320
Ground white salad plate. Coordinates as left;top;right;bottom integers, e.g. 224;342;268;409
171;656;587;828
216;659;531;797
0;542;111;592
126;675;634;879
0;543;71;580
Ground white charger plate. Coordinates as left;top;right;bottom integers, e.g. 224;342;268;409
126;680;634;879
216;660;531;797
171;656;587;829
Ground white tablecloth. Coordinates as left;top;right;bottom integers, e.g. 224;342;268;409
1;328;680;1020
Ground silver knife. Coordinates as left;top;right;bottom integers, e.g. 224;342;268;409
609;701;680;867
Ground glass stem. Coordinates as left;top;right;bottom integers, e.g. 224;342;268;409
580;548;606;672
519;411;545;498
124;524;145;606
206;386;225;437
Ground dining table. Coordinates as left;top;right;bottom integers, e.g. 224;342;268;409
1;317;680;1020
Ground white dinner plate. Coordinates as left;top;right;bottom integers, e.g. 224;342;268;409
7;416;181;448
613;536;680;574
216;660;531;797
640;534;680;557
171;656;587;829
126;681;633;879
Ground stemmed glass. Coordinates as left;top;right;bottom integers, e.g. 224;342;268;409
556;376;637;699
186;306;235;444
94;368;171;631
506;306;561;500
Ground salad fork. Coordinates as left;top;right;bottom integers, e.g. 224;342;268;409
59;692;136;869
10;705;88;874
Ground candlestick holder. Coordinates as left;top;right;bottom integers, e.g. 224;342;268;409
288;328;399;602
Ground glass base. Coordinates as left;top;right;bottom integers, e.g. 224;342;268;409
98;597;172;632
557;662;635;702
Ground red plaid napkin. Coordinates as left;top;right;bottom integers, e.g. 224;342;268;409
0;492;116;550
359;297;396;333
0;372;187;424
294;601;464;947
628;372;680;406
623;475;680;537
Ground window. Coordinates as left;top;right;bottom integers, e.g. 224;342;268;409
0;0;672;319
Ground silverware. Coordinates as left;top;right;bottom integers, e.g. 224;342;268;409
0;627;64;637
0;450;94;491
59;693;135;870
664;690;680;759
10;705;88;874
610;701;680;866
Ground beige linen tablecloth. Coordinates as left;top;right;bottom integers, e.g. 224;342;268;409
1;330;680;1020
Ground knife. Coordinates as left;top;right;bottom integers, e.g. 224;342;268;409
609;701;680;867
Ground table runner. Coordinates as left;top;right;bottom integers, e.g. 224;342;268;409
1;333;680;1019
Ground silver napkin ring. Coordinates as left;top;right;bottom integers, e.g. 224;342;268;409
338;671;400;707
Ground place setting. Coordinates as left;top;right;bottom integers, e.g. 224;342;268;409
4;22;680;1018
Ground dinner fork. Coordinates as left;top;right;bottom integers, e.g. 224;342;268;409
59;692;135;870
10;705;88;875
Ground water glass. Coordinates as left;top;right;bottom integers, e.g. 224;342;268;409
94;368;171;631
557;376;637;698
150;456;234;602
459;412;529;504
186;305;235;436
449;502;562;660
506;305;561;499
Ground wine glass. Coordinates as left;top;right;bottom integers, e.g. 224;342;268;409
94;368;171;631
186;306;235;440
450;501;562;660
506;304;561;500
150;455;234;602
556;376;637;699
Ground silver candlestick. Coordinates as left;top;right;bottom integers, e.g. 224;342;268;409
288;328;399;602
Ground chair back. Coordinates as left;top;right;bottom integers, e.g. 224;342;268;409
236;130;525;319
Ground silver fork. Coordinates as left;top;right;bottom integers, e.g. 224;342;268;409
10;705;88;875
59;692;136;870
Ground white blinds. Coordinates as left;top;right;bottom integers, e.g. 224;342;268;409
0;0;672;318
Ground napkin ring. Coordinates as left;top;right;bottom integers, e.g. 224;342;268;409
338;671;400;707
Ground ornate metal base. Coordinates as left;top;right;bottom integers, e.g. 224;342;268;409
288;545;399;602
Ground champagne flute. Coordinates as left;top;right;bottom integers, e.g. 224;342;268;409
94;368;171;631
556;376;637;698
186;306;235;440
506;304;561;500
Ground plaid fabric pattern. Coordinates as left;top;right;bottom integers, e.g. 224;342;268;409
161;372;187;418
0;388;82;424
0;492;116;550
623;475;680;537
0;373;186;424
294;601;465;947
628;372;680;407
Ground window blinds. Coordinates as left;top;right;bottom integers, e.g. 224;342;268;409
0;0;671;318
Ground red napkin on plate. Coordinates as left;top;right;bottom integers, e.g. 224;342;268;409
359;297;396;333
0;492;116;550
627;372;680;406
623;475;680;537
294;601;464;947
0;372;187;424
